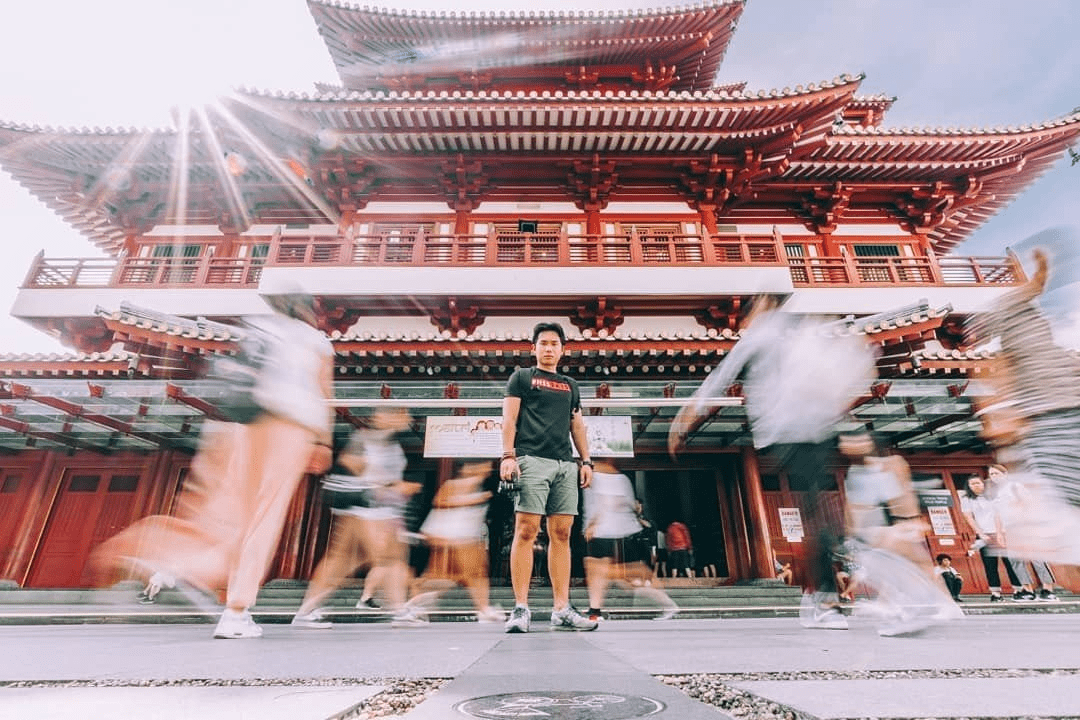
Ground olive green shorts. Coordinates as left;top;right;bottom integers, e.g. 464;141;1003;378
514;455;580;516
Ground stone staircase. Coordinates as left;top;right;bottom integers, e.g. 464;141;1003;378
1;581;1076;625
0;580;804;625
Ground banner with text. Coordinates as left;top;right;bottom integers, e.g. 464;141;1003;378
423;415;634;459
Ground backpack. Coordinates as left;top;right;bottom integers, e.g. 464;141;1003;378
205;328;272;424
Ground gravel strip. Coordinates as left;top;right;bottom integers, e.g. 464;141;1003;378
0;677;449;719
657;670;1080;720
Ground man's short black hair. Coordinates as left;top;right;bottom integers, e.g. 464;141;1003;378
935;553;952;564
532;322;566;344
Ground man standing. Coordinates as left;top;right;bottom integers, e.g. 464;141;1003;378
500;322;598;633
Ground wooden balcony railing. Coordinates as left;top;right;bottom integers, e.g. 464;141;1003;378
786;255;1022;287
21;235;1021;291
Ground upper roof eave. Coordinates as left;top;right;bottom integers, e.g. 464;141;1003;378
233;73;863;105
308;0;746;93
0;119;174;138
831;109;1080;139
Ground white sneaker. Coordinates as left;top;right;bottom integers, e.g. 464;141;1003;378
504;605;531;633
878;613;935;637
799;595;848;630
477;606;505;624
550;605;599;631
213;609;263;639
391;608;429;628
291;609;332;629
655;605;679;621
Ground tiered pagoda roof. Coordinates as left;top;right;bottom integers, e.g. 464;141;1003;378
3;82;1076;253
1;2;1077;253
308;0;745;94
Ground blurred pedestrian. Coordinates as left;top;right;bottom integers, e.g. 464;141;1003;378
211;288;335;639
400;461;504;624
972;233;1080;511
291;407;420;629
669;295;875;630
839;431;960;635
583;459;678;622
987;464;1057;601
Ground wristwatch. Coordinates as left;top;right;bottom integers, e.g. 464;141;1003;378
580;459;594;468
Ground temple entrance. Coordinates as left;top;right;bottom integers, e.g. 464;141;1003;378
641;464;730;580
26;470;143;588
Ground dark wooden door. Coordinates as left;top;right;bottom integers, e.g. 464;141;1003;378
27;471;141;588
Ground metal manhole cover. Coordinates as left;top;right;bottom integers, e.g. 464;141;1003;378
455;691;664;719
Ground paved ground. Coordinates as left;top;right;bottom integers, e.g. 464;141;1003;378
2;613;1080;719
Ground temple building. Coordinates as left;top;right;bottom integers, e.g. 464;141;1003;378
1;0;1078;593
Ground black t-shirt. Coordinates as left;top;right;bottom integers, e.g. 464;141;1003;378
505;367;581;461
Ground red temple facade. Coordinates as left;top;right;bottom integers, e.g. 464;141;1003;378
1;0;1079;593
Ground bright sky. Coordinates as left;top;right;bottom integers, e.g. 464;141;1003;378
1;0;1077;353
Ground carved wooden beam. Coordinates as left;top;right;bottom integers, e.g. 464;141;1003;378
568;154;618;209
430;298;486;335
569;297;625;334
801;182;852;234
437;154;489;207
694;297;745;332
630;59;679;91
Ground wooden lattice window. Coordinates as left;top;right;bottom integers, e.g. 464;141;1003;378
852;244;900;257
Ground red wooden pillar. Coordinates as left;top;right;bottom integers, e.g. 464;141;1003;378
697;203;719;264
819;232;840;256
583;201;602;237
741;446;775;579
453;199;474;236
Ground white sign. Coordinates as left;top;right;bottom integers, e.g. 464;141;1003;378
778;507;804;542
928;506;957;536
423;415;634;459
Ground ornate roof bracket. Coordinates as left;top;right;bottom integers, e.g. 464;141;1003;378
894;178;984;235
437;154;489;208
316;299;363;336
630;59;679;91
569;297;624;335
430;298;485;336
568;154;618;209
694;297;745;332
317;155;375;213
801;182;852;234
564;66;601;88
41;318;114;354
681;153;731;210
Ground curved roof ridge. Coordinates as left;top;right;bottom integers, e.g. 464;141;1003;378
833;109;1080;137
0;119;173;136
0;349;135;362
235;73;862;104
307;0;744;22
849;93;895;104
